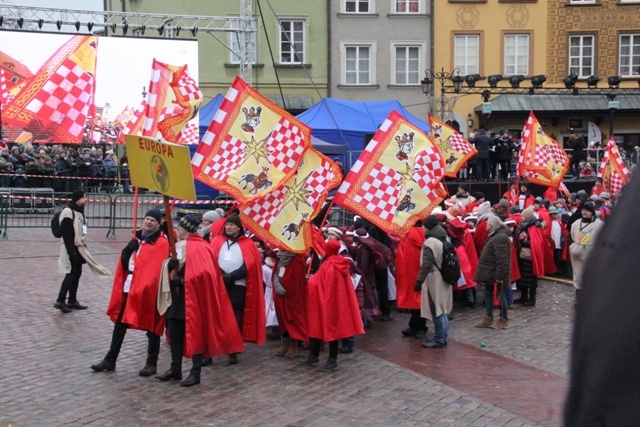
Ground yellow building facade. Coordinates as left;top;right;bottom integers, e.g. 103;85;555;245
433;0;640;149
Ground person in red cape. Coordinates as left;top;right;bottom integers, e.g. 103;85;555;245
444;215;478;307
517;182;536;210
543;186;559;203
210;213;266;365
156;214;244;387
272;251;308;358
395;220;427;339
301;240;365;371
590;177;605;197
503;183;519;207
91;209;169;376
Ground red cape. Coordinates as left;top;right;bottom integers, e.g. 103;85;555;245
106;233;169;336
273;254;308;341
510;241;521;282
528;225;557;276
536;207;552;238
209;216;226;238
182;234;245;358
395;227;423;309
211;234;266;344
474;218;489;254
544;186;558;203
307;254;365;342
449;219;477;291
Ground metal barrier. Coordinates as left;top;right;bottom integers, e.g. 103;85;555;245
0;193;8;239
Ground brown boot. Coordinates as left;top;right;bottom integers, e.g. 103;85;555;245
275;336;291;356
475;316;494;328
285;339;299;358
490;318;509;329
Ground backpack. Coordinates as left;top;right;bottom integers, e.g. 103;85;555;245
51;208;73;238
434;240;461;286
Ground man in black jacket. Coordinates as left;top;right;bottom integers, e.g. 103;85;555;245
470;130;493;182
567;133;586;179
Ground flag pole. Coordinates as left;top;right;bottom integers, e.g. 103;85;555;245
132;186;139;236
163;195;177;258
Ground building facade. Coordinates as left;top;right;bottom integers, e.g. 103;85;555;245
329;0;433;123
107;0;330;114
432;0;640;150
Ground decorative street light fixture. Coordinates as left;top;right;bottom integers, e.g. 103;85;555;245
421;67;461;122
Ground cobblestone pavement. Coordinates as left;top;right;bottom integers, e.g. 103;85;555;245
0;229;574;426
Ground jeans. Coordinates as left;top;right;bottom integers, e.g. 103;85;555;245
483;282;508;320
428;294;448;344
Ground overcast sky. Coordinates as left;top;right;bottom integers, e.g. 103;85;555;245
5;0;104;11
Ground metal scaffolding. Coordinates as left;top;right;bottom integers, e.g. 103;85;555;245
0;3;256;83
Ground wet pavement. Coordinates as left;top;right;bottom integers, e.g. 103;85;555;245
0;228;574;426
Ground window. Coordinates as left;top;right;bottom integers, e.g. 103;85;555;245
344;0;372;13
230;20;257;64
619;34;640;76
392;43;424;85
454;34;480;75
394;0;420;13
504;34;529;75
341;42;376;85
568;35;594;77
280;19;305;64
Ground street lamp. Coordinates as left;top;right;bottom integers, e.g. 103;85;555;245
421;67;461;121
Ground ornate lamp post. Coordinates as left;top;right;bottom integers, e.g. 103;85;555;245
421;67;461;122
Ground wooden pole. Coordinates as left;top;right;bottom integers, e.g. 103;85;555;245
163;195;177;258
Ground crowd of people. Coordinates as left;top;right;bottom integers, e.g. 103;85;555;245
51;173;613;388
0;142;130;193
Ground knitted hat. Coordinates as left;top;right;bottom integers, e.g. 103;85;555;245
144;208;162;223
472;191;485;200
423;215;440;230
581;201;596;216
478;201;491;215
178;214;201;234
548;206;559;215
601;192;611;199
534;196;543;205
498;198;509;209
225;213;242;228
71;189;86;203
326;226;343;238
202;210;221;223
521;206;535;220
510;205;521;214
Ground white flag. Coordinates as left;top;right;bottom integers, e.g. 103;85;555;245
588;121;602;146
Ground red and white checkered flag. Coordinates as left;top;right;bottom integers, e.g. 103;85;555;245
518;111;569;187
3;36;97;143
117;100;147;143
335;110;447;238
599;136;630;195
429;114;477;177
192;76;310;203
0;67;13;105
239;148;343;253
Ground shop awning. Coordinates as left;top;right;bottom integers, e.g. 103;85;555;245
474;94;640;113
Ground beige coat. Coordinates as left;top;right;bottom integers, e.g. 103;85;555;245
58;207;109;276
418;227;453;320
570;217;604;289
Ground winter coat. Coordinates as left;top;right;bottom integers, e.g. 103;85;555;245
416;225;452;320
471;133;492;160
474;225;512;285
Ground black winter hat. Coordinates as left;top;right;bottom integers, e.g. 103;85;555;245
423;215;440;230
225;213;242;228
71;189;86;203
144;208;162;223
581;201;596;216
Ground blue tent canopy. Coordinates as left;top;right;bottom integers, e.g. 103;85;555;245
198;94;224;139
296;98;430;153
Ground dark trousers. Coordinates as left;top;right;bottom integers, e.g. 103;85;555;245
408;309;427;332
226;284;247;332
57;259;83;303
475;159;490;181
104;295;160;366
167;318;203;376
497;159;510;180
373;268;390;316
309;338;338;360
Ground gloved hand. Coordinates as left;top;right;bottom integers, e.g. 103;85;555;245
167;258;179;272
124;238;139;253
414;280;422;292
69;251;83;265
274;281;286;296
222;273;234;287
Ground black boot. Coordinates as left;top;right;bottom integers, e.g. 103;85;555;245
523;287;536;306
90;359;115;372
180;372;200;387
319;358;338;372
338;337;354;353
155;369;182;381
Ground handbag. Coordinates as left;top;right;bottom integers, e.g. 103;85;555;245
520;247;532;260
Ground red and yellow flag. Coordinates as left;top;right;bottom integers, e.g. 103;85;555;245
429;114;477;178
239;147;343;253
3;35;97;144
599;136;630;195
191;76;311;204
334;110;447;239
517;111;569;187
